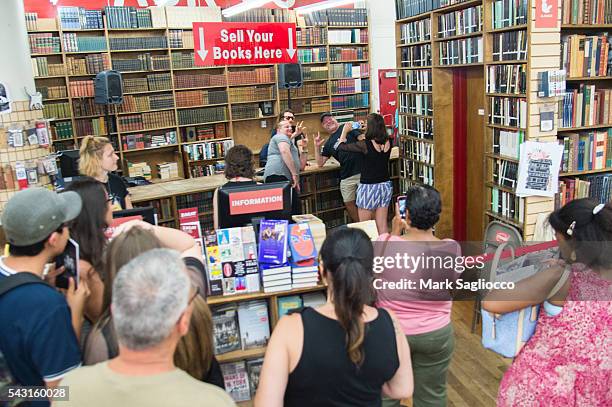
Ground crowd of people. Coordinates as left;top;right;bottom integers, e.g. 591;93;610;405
0;114;610;406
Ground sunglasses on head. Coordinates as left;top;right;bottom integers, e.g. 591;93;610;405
283;115;295;120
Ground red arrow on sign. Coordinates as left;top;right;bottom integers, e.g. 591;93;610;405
192;22;298;66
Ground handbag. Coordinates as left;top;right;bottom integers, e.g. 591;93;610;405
481;242;570;358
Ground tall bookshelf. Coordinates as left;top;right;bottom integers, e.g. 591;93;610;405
26;6;371;182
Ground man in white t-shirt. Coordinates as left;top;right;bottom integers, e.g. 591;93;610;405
56;249;235;407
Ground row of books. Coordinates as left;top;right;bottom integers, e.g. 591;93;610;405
561;34;611;79
231;103;275;120
190;162;225;178
317;191;344;211
439;37;483;65
329;78;370;95
401;44;432;68
489;96;528;129
168;29;194;49
50;121;74;140
43;102;71;120
212;300;270;357
562;0;612;25
38;86;67;100
119;94;175;113
437;5;482;39
328;29;368;44
24;12;40;32
400;138;435;165
28;33;61;54
123;73;173;93
229;86;276;103
69;79;94;97
486;64;527;95
557;174;612;208
298;9;368;27
183;139;235;162
491;158;519;189
400;69;433;92
178;106;228;125
492;30;528;62
176;190;215;214
298;47;328;64
31;57;65;78
491;0;528;29
108;36;167;51
559;86;612;129
117;111;176;132
176;90;228;108
400;93;433;116
489;187;525;224
401;159;435;186
182;124;228;143
559;130;612;172
122;130;178;151
75;117;109;137
174;72;227;89
126;161;152;179
283;82;328;99
396;0;472;19
491;128;525;159
105;6;153;29
227;67;275;85
279;99;330;115
329;63;368;79
112;53;170;72
58;7;103;30
296;27;327;46
67;54;110;75
135;198;173;221
399;116;434;140
72;98;107;117
329;47;368;62
222;7;295;23
399;18;431;45
62;34;106;53
302;66;329;81
331;93;370;110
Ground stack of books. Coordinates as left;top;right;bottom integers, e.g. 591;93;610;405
156;162;179;180
258;220;292;293
288;223;319;289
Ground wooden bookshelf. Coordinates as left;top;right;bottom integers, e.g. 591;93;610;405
29;6;372;182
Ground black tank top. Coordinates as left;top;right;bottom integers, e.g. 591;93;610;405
361;141;391;184
220;180;257;190
284;307;399;407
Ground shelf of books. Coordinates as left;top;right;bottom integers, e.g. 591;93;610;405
556;1;612;212
26;6;371;183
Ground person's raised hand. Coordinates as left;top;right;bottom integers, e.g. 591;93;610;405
314;132;325;148
65;275;90;320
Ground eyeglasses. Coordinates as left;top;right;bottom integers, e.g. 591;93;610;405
106;196;113;203
283;115;295;120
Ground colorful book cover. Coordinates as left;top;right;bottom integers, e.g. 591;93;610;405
258;220;289;265
212;304;241;354
237;300;270;350
220;361;251;402
277;295;303;317
288;223;317;263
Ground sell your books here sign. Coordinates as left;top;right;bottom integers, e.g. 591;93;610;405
193;22;298;66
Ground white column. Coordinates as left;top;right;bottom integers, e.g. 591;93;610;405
0;0;36;101
366;0;397;112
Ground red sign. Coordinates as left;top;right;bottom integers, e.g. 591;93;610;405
535;0;559;28
378;69;398;128
178;207;202;240
229;188;284;215
193;22;297;66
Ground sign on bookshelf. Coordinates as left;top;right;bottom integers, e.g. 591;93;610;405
535;0;559;28
192;22;298;66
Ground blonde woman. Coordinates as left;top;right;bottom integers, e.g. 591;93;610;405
79;136;132;210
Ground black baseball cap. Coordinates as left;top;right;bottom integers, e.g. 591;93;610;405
320;112;333;123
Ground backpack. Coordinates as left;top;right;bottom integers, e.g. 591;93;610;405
0;273;48;406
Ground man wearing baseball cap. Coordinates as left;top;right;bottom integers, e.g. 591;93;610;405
0;188;88;399
314;112;364;222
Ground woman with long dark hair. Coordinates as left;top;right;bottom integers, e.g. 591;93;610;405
335;113;392;234
484;198;612;406
255;228;412;407
63;177;113;327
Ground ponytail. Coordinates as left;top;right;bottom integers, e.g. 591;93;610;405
320;228;375;367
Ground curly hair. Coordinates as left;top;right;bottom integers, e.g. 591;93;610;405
405;185;442;230
224;145;255;179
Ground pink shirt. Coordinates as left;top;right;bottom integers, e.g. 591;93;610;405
375;233;460;335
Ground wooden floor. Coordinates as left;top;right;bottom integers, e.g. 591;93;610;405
401;301;511;407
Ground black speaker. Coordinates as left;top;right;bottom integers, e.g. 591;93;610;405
278;64;303;89
95;70;123;105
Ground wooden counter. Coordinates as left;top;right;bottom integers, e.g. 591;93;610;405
129;160;342;203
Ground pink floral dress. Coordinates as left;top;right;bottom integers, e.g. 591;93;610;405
497;264;612;406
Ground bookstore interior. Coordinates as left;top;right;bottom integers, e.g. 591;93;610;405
0;0;611;406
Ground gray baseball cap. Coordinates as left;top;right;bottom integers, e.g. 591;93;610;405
1;187;82;246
